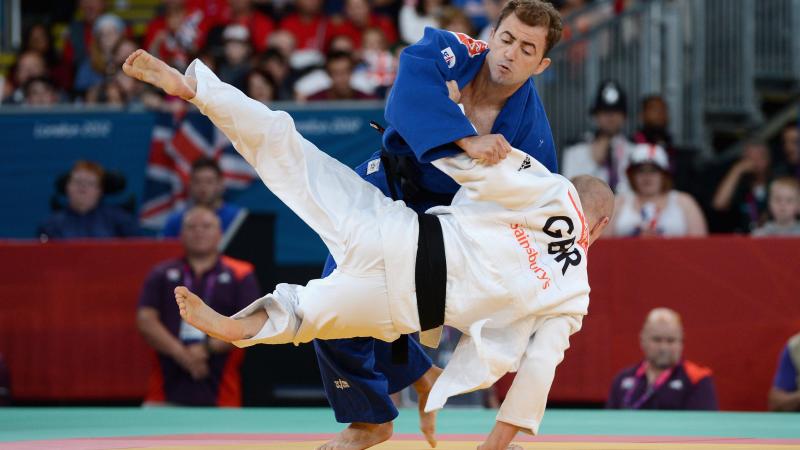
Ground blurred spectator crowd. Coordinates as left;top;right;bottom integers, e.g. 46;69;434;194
1;0;638;107
8;0;796;239
0;0;569;107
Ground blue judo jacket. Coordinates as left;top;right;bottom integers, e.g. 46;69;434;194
382;27;558;195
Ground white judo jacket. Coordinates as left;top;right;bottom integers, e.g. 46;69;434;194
419;152;591;434
185;59;590;435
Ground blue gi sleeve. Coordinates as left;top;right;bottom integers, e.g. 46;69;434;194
385;27;483;163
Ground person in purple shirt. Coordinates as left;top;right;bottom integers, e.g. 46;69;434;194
0;353;10;406
38;160;139;239
606;308;718;410
161;157;246;238
137;205;260;406
769;333;800;411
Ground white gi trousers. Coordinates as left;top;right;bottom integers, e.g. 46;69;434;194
186;60;422;347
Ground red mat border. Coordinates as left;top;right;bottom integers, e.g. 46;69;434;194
2;433;800;450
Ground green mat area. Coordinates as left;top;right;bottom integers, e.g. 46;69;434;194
1;408;798;442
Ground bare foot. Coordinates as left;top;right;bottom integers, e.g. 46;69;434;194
122;49;196;100
414;365;443;448
316;422;392;450
174;286;244;342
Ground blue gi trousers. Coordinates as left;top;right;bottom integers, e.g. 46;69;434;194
314;151;434;423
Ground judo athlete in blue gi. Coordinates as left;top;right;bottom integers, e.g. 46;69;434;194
312;1;564;448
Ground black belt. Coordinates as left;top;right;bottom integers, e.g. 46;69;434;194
391;212;448;364
370;122;449;363
414;212;447;332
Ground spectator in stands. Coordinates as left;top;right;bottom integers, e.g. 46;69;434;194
266;29;297;61
245;69;277;103
712;140;772;233
63;0;107;87
774;123;799;179
751;177;800;237
632;93;700;193
85;78;128;105
449;0;488;32
23;23;56;64
38;160;139;239
3;51;48;104
255;49;295;100
143;0;207;72
23;77;60;106
633;95;673;154
0;353;9;406
22;23;70;91
207;0;275;53
137;206;260;406
307;51;377;101
217;25;253;90
769;332;800;411
279;0;329;52
357;27;397;97
162;158;246;238
606;144;707;237
329;0;398;49
399;0;446;44
479;0;505;41
75;13;126;94
562;80;635;193
607;308;719;410
439;6;476;36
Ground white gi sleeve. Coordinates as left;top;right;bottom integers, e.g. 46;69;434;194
185;59;299;171
431;149;564;210
495;314;583;435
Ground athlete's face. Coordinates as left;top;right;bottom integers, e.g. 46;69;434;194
640;320;683;370
487;13;551;86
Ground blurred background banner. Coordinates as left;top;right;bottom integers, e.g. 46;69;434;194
0;103;384;264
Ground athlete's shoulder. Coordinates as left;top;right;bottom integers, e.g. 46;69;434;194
421;27;489;56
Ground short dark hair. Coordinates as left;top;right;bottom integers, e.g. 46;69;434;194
191;157;222;177
495;0;563;56
325;50;354;71
640;94;667;110
23;76;55;96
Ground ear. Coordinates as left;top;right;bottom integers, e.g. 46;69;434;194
532;57;551;75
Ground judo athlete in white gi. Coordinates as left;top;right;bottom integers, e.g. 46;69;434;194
123;49;613;450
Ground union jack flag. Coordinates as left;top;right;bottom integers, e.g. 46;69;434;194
139;111;258;230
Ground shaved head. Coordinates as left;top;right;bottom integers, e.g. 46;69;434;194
643;307;683;332
640;307;684;369
571;175;614;246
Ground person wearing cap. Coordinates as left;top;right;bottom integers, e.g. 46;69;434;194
606;144;707;237
561;79;635;193
606;308;719;410
74;13;127;94
217;24;253;90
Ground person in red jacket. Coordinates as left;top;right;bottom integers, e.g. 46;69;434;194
328;0;397;49
206;0;275;53
279;0;331;52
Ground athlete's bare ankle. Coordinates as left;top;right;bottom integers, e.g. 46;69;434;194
414;365;442;393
